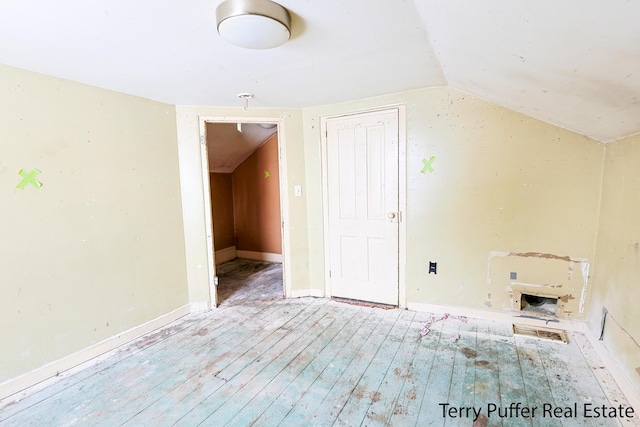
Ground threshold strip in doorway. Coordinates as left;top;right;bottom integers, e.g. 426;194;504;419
331;297;397;310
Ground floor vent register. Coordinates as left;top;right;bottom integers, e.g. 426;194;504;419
513;324;569;343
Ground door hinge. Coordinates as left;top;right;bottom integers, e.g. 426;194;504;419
213;275;219;286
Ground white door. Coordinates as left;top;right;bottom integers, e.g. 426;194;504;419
325;109;399;305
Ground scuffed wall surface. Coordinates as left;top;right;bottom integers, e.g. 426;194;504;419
303;87;604;316
487;251;591;317
210;173;235;250
0;64;188;383
232;135;282;254
590;135;640;393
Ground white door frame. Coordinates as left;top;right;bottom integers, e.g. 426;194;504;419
198;115;290;308
320;105;407;308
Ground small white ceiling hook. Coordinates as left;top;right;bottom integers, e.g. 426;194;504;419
238;93;254;111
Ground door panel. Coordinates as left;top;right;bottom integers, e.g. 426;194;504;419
326;109;399;305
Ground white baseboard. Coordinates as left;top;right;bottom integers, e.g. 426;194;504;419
290;288;324;298
406;301;584;332
215;246;236;264
237;250;282;263
309;288;323;297
0;304;191;401
190;301;210;313
582;324;640;413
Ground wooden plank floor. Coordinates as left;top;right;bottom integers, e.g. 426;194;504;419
1;260;637;426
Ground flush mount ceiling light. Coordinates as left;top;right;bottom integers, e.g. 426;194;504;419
216;0;291;49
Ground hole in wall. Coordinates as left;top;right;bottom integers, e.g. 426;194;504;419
520;293;558;317
524;294;546;306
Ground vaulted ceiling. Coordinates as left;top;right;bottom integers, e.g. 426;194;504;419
1;0;638;142
206;122;277;173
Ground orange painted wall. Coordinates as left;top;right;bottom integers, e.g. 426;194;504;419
209;173;235;250
232;134;282;254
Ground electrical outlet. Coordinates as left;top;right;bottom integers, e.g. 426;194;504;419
429;262;437;274
294;185;302;197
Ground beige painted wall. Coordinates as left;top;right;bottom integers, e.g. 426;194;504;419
303;87;604;317
0;64;188;384
589;135;640;393
175;107;306;305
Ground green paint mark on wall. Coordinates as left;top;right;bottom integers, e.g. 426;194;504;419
16;169;42;189
421;156;436;174
264;170;270;179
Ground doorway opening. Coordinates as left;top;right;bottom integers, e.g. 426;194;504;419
201;119;286;306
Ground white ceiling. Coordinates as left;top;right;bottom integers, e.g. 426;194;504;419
0;0;638;142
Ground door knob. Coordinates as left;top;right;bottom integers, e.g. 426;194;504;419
387;211;401;223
